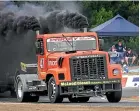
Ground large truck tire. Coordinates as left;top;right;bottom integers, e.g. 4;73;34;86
16;77;39;102
106;84;122;103
48;77;63;103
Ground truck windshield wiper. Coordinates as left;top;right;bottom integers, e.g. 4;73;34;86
62;34;73;50
62;34;76;53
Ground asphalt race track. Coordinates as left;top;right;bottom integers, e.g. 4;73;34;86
0;87;139;107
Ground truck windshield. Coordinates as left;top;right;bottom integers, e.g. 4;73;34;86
47;36;96;52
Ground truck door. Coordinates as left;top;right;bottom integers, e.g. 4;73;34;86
35;38;46;79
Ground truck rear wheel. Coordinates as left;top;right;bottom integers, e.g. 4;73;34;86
106;84;122;103
48;77;63;103
16;79;29;102
16;78;39;102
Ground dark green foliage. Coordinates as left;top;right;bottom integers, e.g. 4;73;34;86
81;1;139;54
82;1;139;26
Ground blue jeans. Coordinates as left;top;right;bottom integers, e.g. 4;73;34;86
110;52;124;64
117;52;124;60
110;57;120;64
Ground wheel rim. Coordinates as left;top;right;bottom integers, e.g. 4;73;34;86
17;81;23;98
50;81;56;98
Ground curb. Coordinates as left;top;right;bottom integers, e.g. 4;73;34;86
122;75;139;88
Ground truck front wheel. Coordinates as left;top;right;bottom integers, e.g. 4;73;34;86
48;77;63;103
106;84;122;103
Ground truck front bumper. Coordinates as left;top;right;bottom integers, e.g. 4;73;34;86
59;79;122;97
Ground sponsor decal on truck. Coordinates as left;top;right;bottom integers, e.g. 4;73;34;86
48;58;57;66
60;79;121;86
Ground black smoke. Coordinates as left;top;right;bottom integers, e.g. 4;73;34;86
0;12;40;38
0;1;88;91
40;10;88;33
0;12;40;89
0;10;88;38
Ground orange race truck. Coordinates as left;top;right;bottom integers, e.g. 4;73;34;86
14;30;122;103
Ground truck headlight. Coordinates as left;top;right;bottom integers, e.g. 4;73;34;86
113;69;119;75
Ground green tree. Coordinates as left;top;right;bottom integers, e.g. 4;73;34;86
82;1;139;53
82;1;139;26
90;7;113;28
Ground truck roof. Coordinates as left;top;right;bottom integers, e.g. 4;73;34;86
37;32;97;39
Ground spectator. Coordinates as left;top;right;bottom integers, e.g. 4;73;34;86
115;40;125;64
115;40;125;52
109;45;118;64
109;45;117;52
124;48;137;66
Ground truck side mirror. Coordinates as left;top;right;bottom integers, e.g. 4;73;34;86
99;39;104;51
35;41;40;54
35;40;44;55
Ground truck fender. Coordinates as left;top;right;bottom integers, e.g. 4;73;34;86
15;74;46;92
15;75;28;92
46;69;65;84
14;70;20;89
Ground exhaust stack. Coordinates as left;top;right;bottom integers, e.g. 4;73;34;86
36;30;40;35
84;28;87;32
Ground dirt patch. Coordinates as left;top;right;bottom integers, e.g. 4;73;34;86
126;72;139;75
121;96;139;102
123;66;139;75
0;103;138;111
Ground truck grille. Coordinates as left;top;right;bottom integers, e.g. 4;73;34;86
69;55;107;81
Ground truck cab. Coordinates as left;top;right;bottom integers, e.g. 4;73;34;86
15;32;122;103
